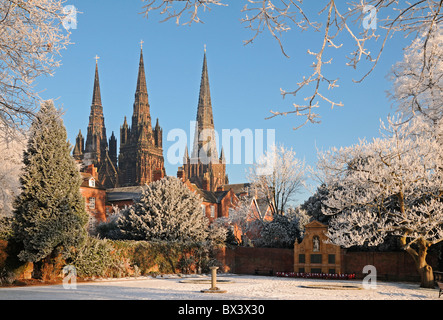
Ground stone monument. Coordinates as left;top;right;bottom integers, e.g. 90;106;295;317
294;220;343;274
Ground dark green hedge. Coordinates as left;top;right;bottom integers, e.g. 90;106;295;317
71;238;222;278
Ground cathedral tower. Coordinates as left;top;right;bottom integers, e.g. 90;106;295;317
84;58;108;165
179;49;227;191
73;58;118;188
118;45;165;186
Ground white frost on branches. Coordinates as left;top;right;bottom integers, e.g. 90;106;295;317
248;144;308;214
117;177;210;243
317;116;443;250
388;27;443;126
0;0;71;137
140;0;442;129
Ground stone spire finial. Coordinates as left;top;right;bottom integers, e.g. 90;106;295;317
92;57;102;106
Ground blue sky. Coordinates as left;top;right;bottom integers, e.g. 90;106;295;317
37;1;410;205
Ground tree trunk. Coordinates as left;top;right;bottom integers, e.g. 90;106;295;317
418;264;434;289
404;238;435;288
416;245;435;289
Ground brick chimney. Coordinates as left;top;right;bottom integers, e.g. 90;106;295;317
85;164;98;180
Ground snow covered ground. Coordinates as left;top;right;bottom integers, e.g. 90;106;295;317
0;274;439;300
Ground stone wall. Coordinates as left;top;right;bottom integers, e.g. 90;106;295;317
342;251;439;282
216;247;439;282
216;247;294;275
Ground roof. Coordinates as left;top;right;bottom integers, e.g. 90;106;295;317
191;186;232;204
106;186;146;202
222;183;251;195
304;220;328;229
80;172;105;189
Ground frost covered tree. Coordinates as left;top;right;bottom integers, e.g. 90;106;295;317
117;176;210;243
317;116;443;288
248;144;308;215
0;0;71;137
140;0;442;128
224;194;259;245
388;27;443;126
13;100;88;263
256;207;310;248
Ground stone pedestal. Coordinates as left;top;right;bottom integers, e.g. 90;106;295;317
201;266;227;293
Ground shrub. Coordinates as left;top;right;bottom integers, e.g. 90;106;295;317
70;237;121;278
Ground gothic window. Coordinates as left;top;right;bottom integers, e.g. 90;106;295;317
201;204;206;216
89;178;95;187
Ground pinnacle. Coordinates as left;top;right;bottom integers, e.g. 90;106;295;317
92;61;102;106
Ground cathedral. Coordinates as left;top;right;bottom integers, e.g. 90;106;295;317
73;45;226;193
73;46;165;189
177;50;228;192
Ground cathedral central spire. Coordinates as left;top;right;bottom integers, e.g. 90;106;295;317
136;47;148;95
92;57;102;106
179;48;227;192
191;48;218;161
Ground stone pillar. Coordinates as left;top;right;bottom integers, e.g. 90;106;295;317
201;266;227;293
210;266;218;290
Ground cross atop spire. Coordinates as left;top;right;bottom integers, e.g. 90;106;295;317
140;40;144;49
94;55;100;64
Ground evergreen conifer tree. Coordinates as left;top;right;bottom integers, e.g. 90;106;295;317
117;176;209;243
13;100;88;263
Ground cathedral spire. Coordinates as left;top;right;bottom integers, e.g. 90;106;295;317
132;44;151;132
136;46;148;95
85;57;107;159
191;48;218;160
92;56;102;106
198;49;212;115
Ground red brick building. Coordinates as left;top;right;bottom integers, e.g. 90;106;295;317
79;164;107;223
183;180;237;223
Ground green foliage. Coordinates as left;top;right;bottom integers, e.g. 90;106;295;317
12;101;88;263
0;216;13;241
111;240;202;275
71;237;122;278
71;239;223;278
